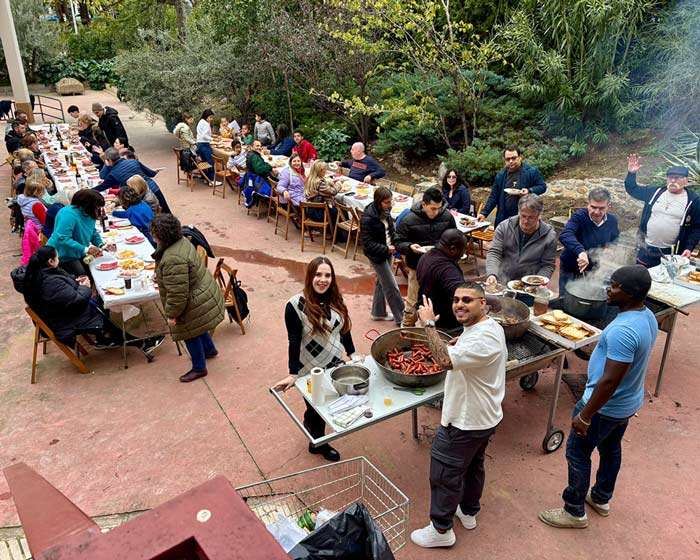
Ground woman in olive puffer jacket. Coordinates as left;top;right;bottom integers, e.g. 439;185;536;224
150;213;225;382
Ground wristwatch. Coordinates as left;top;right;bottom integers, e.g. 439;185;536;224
425;320;436;328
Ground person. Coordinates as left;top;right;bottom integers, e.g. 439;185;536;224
92;102;128;146
17;177;48;227
173;113;196;150
196;109;219;185
410;285;507;548
395;187;457;327
21;220;41;266
5;120;26;153
218;116;239;139
538;265;658;529
292;130;318;163
77;113;110;166
67;105;81;120
238;123;253;145
226;141;247;172
338;142;385;184
477;145;547;225
416;229;467;334
150;213;225;382
4;109;30;134
111;187;154;244
304;160;342;223
360;187;404;325
559;188;620;293
47;189;111;276
114;136;132;152
22;246;163;354
246;140;278;182
485;194;557;285
273;257;356;462
98;148;172;213
276;153;306;209
126;175;160;214
20;134;41;160
442;169;471;214
253;111;276;146
42;187;76;240
14;159;38;195
270;124;295;156
625;155;700;268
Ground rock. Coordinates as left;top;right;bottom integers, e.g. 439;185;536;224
55;77;84;96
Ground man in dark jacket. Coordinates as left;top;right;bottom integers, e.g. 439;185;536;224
92;102;128;146
625;155;700;268
559;188;619;292
477;145;547;225
395;187;457;327
4;120;26;153
416;229;466;333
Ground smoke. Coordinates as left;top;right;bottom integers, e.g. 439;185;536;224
563;241;636;299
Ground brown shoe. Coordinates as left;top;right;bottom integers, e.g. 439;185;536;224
179;369;208;383
205;350;219;359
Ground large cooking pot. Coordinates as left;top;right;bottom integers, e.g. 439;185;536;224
563;281;608;320
368;327;451;388
487;296;530;340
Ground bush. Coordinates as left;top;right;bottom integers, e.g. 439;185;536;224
37;58;116;90
313;128;350;161
64;21;117;61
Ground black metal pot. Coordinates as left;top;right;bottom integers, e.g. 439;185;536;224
563;282;608;321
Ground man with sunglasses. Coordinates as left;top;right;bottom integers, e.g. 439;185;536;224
477;145;547;225
539;265;658;529
625;156;700;268
411;285;507;548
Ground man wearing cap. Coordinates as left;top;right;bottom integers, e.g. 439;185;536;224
92;102;128;146
625;155;700;268
539;265;658;529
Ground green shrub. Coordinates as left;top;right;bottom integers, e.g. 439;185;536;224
313;128;350;161
374;121;442;157
64;21;117;61
37;58;116;90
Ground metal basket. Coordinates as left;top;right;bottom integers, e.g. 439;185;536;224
235;456;409;553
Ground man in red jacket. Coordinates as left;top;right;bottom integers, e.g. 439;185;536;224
292;130;318;163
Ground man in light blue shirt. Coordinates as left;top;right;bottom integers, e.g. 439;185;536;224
539;265;658;528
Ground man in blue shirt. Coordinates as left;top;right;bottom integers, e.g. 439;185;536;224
558;188;620;293
338;142;385;184
539;265;658;529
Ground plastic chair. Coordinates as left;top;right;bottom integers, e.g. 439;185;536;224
331;202;360;259
300;201;332;253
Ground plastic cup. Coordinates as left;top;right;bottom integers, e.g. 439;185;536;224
383;388;393;407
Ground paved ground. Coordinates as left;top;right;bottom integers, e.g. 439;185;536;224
1;91;699;559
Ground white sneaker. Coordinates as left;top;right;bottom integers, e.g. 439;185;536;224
410;522;456;548
214;180;223;186
455;506;477;529
370;313;394;322
586;491;610;517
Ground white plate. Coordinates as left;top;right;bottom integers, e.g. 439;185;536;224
480;282;505;296
521;275;549;286
125;238;146;245
507;280;554;299
416;245;434;254
504;188;521;195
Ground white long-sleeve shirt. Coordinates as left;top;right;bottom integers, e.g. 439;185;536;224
196;119;213;143
443;317;507;430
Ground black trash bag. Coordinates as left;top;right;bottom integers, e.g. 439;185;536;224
288;503;396;560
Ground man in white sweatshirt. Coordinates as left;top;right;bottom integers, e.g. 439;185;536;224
411;283;507;548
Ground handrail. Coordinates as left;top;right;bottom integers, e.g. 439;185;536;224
2;94;66;123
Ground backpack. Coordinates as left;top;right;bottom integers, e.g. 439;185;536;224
215;263;249;322
10;266;26;294
6;197;24;235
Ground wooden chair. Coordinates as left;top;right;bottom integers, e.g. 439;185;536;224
469;202;494;258
273;195;299;240
393;183;416;197
244;174;274;219
300;201;332;253
26;306;91;383
172;147;196;191
331;202;360;259
212;155;234;199
172;147;184;185
213;258;246;335
393;253;409;278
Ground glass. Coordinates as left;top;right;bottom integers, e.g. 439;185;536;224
383;388;393;407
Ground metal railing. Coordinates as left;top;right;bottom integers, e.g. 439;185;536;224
1;94;66;124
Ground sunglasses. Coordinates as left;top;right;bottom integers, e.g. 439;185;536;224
447;174;457;179
504;156;520;162
452;296;485;305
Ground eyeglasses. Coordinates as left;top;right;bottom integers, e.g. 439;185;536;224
504;156;520;162
452;296;485;305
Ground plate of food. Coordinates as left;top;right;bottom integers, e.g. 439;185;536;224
117;249;136;259
104;287;126;296
119;259;144;271
354;193;368;200
144;262;156;270
96;261;119;271
416;245;434;254
507;280;554;298
395;194;409;202
459;216;477;226
125;235;146;244
481;282;505;295
530;310;601;349
111;219;130;228
521;275;549;286
102;231;121;239
118;270;141;279
328;162;339;171
504;188;521;195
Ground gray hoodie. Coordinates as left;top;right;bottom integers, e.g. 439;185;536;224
485;215;557;282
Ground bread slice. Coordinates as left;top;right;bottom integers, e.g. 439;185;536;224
543;324;559;332
560;325;588;341
551;310;570;322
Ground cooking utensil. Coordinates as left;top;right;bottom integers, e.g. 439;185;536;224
366;327;451;388
393;386;426;395
563;281;608;321
487;296;530;340
329;365;370;395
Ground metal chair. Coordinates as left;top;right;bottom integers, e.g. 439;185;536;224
300;201;332;253
331;202;360;259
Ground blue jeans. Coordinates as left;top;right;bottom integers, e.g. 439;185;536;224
196;142;215;181
184;332;216;371
370;256;404;324
562;400;630;517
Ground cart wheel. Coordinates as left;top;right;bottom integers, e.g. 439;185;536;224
519;372;539;391
542;430;565;453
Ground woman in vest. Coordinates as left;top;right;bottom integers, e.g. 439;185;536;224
273;256;356;462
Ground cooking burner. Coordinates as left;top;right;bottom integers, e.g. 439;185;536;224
507;331;559;362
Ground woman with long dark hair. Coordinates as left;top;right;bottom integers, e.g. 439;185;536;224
196;109;218;184
273;256;356;462
23;246;162;354
442;168;471;214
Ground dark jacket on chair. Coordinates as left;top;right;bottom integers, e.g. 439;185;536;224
360;202;397;264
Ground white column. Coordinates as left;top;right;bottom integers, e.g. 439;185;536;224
0;0;33;121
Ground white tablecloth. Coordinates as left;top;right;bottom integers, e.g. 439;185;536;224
332;176;414;219
36;124;101;192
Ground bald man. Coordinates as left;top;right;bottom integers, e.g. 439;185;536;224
338;142;385;184
416;229;467;333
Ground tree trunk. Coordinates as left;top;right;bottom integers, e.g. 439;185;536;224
173;0;186;45
78;1;90;25
55;1;66;23
456;86;470;147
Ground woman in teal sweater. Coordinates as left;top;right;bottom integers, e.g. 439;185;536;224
47;189;107;276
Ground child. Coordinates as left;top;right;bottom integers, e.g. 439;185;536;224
21;220;41;266
226;142;247;171
112;187;155;244
238;124;253;145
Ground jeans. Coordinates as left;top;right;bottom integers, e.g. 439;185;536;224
562;400;630;517
184;332;216;371
370;257;404;324
196;142;215;181
429;424;496;531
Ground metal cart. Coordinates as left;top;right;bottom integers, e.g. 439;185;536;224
236;456;410;554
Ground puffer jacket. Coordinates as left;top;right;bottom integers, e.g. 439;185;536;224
154;237;225;341
21;221;40;266
394;202;457;269
360;201;396;263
